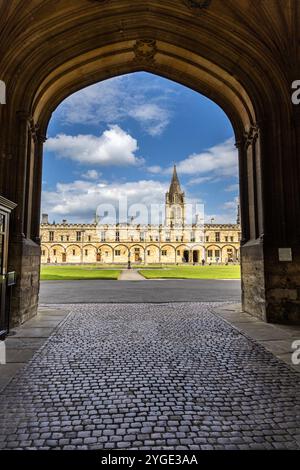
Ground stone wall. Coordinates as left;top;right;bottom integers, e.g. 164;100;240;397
241;239;266;321
264;246;300;324
8;238;40;327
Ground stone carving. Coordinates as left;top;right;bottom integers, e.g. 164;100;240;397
133;39;157;64
28;117;39;142
244;124;259;148
182;0;212;11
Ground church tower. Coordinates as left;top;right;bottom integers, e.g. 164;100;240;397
165;165;185;227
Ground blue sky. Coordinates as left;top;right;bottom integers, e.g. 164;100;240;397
42;72;239;224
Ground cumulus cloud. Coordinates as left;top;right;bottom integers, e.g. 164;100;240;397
42;179;170;224
54;75;173;136
147;138;238;181
176;138;237;177
129;103;170;136
45;125;144;167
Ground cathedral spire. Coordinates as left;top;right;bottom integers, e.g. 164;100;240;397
165;165;185;226
169;165;182;196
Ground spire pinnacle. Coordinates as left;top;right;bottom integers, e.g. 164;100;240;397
169;164;182;195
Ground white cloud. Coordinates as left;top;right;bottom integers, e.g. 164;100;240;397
175;138;237;177
54;76;173;136
129;103;170;136
45;125;144;167
81;170;101;180
42;179;170;224
147;138;238;181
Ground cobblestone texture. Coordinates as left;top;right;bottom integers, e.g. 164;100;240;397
0;302;299;450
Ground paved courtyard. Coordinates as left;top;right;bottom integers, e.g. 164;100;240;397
40;279;241;304
0;302;299;450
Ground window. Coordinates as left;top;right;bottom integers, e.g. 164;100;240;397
49;231;54;241
76;231;82;242
206;236;209;242
207;250;213;258
162;250;167;256
165;232;170;242
215;250;220;258
115;250;121;256
115;231;120;242
72;249;75;256
147;250;150;256
190;232;195;242
66;235;70;242
225;236;228;242
177;250;180;256
230;236;234;242
140;232;145;242
215;232;220;242
101;231;106;242
60;235;64;242
85;249;88;256
88;235;91;242
53;249;56;256
42;250;45;256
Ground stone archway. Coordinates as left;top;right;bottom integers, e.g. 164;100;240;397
0;1;299;325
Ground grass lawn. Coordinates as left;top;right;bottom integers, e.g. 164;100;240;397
41;265;121;280
139;265;241;279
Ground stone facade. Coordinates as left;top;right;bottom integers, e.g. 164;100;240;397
40;168;241;265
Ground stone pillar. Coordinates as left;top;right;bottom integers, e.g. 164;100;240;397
239;117;300;324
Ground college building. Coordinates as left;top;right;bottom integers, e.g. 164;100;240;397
40;167;241;265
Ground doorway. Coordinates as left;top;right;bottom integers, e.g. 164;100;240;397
193;251;199;264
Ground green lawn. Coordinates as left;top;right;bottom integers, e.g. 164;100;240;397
139;265;241;279
41;265;121;280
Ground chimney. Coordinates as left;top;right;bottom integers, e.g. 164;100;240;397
41;213;49;224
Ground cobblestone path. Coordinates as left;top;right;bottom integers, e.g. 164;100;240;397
0;303;299;450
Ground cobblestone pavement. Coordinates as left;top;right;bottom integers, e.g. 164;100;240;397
0;303;299;450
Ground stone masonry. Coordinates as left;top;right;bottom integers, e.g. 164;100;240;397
0;302;299;450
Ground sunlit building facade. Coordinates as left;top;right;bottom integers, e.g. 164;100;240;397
40;167;241;265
